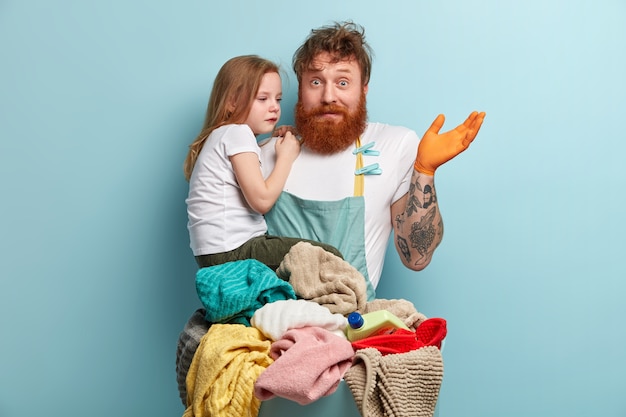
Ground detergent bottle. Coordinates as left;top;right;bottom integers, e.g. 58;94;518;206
345;310;410;342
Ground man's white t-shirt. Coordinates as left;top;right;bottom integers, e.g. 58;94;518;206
259;122;420;288
187;124;267;256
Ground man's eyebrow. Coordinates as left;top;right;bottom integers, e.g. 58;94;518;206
307;66;355;75
335;67;354;74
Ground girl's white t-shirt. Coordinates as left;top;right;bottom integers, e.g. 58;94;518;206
186;124;267;256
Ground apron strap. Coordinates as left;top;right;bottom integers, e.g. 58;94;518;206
354;137;364;197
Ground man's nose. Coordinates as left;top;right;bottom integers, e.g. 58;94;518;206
321;85;337;104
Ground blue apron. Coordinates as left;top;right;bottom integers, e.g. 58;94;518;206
259;141;443;417
264;138;377;301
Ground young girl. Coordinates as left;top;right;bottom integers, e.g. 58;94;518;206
184;55;342;271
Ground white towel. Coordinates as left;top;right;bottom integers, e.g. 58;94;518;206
251;299;348;341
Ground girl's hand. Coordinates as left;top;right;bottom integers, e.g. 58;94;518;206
274;131;301;163
273;125;298;137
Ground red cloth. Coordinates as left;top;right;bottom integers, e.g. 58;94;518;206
416;318;447;349
351;318;447;355
351;328;419;354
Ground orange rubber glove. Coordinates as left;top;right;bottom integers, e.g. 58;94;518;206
414;111;486;176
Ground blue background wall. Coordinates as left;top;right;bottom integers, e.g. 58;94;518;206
1;1;624;416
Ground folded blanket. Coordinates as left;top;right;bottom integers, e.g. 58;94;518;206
196;259;296;325
176;308;211;406
363;298;427;331
276;242;367;315
254;327;355;405
250;299;348;341
344;346;443;417
184;324;273;417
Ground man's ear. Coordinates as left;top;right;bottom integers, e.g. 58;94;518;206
363;84;369;95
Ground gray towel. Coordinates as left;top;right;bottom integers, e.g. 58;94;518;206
175;308;211;406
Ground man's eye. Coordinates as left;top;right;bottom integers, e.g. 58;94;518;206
339;80;348;87
311;80;321;86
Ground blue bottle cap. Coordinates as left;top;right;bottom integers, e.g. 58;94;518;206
347;312;364;329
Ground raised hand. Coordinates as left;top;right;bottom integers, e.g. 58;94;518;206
414;111;486;176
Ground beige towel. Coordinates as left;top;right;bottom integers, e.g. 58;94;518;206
363;298;428;331
276;242;367;315
344;346;444;417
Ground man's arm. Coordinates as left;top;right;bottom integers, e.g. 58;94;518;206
391;171;443;271
391;111;485;271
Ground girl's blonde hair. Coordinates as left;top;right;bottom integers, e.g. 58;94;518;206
183;55;280;181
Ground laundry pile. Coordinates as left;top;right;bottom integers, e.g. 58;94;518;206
176;242;446;417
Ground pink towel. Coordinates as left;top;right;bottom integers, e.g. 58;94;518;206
254;326;355;405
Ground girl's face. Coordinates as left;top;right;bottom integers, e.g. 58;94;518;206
244;71;282;135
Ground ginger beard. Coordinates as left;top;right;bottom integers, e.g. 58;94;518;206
294;93;367;154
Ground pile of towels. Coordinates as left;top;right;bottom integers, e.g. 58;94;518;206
176;242;446;417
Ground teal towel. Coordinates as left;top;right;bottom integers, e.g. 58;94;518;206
196;259;296;326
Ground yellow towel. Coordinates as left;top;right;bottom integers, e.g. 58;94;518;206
184;324;273;417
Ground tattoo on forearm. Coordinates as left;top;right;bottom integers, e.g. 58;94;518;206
397;235;410;261
409;206;437;264
437;218;444;241
406;181;423;216
396;206;438;264
396;174;440;265
407;177;437;216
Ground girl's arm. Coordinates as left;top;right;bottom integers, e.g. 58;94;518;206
231;132;300;214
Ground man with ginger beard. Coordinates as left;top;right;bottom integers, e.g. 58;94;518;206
294;90;367;155
260;21;485;299
174;20;486;411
